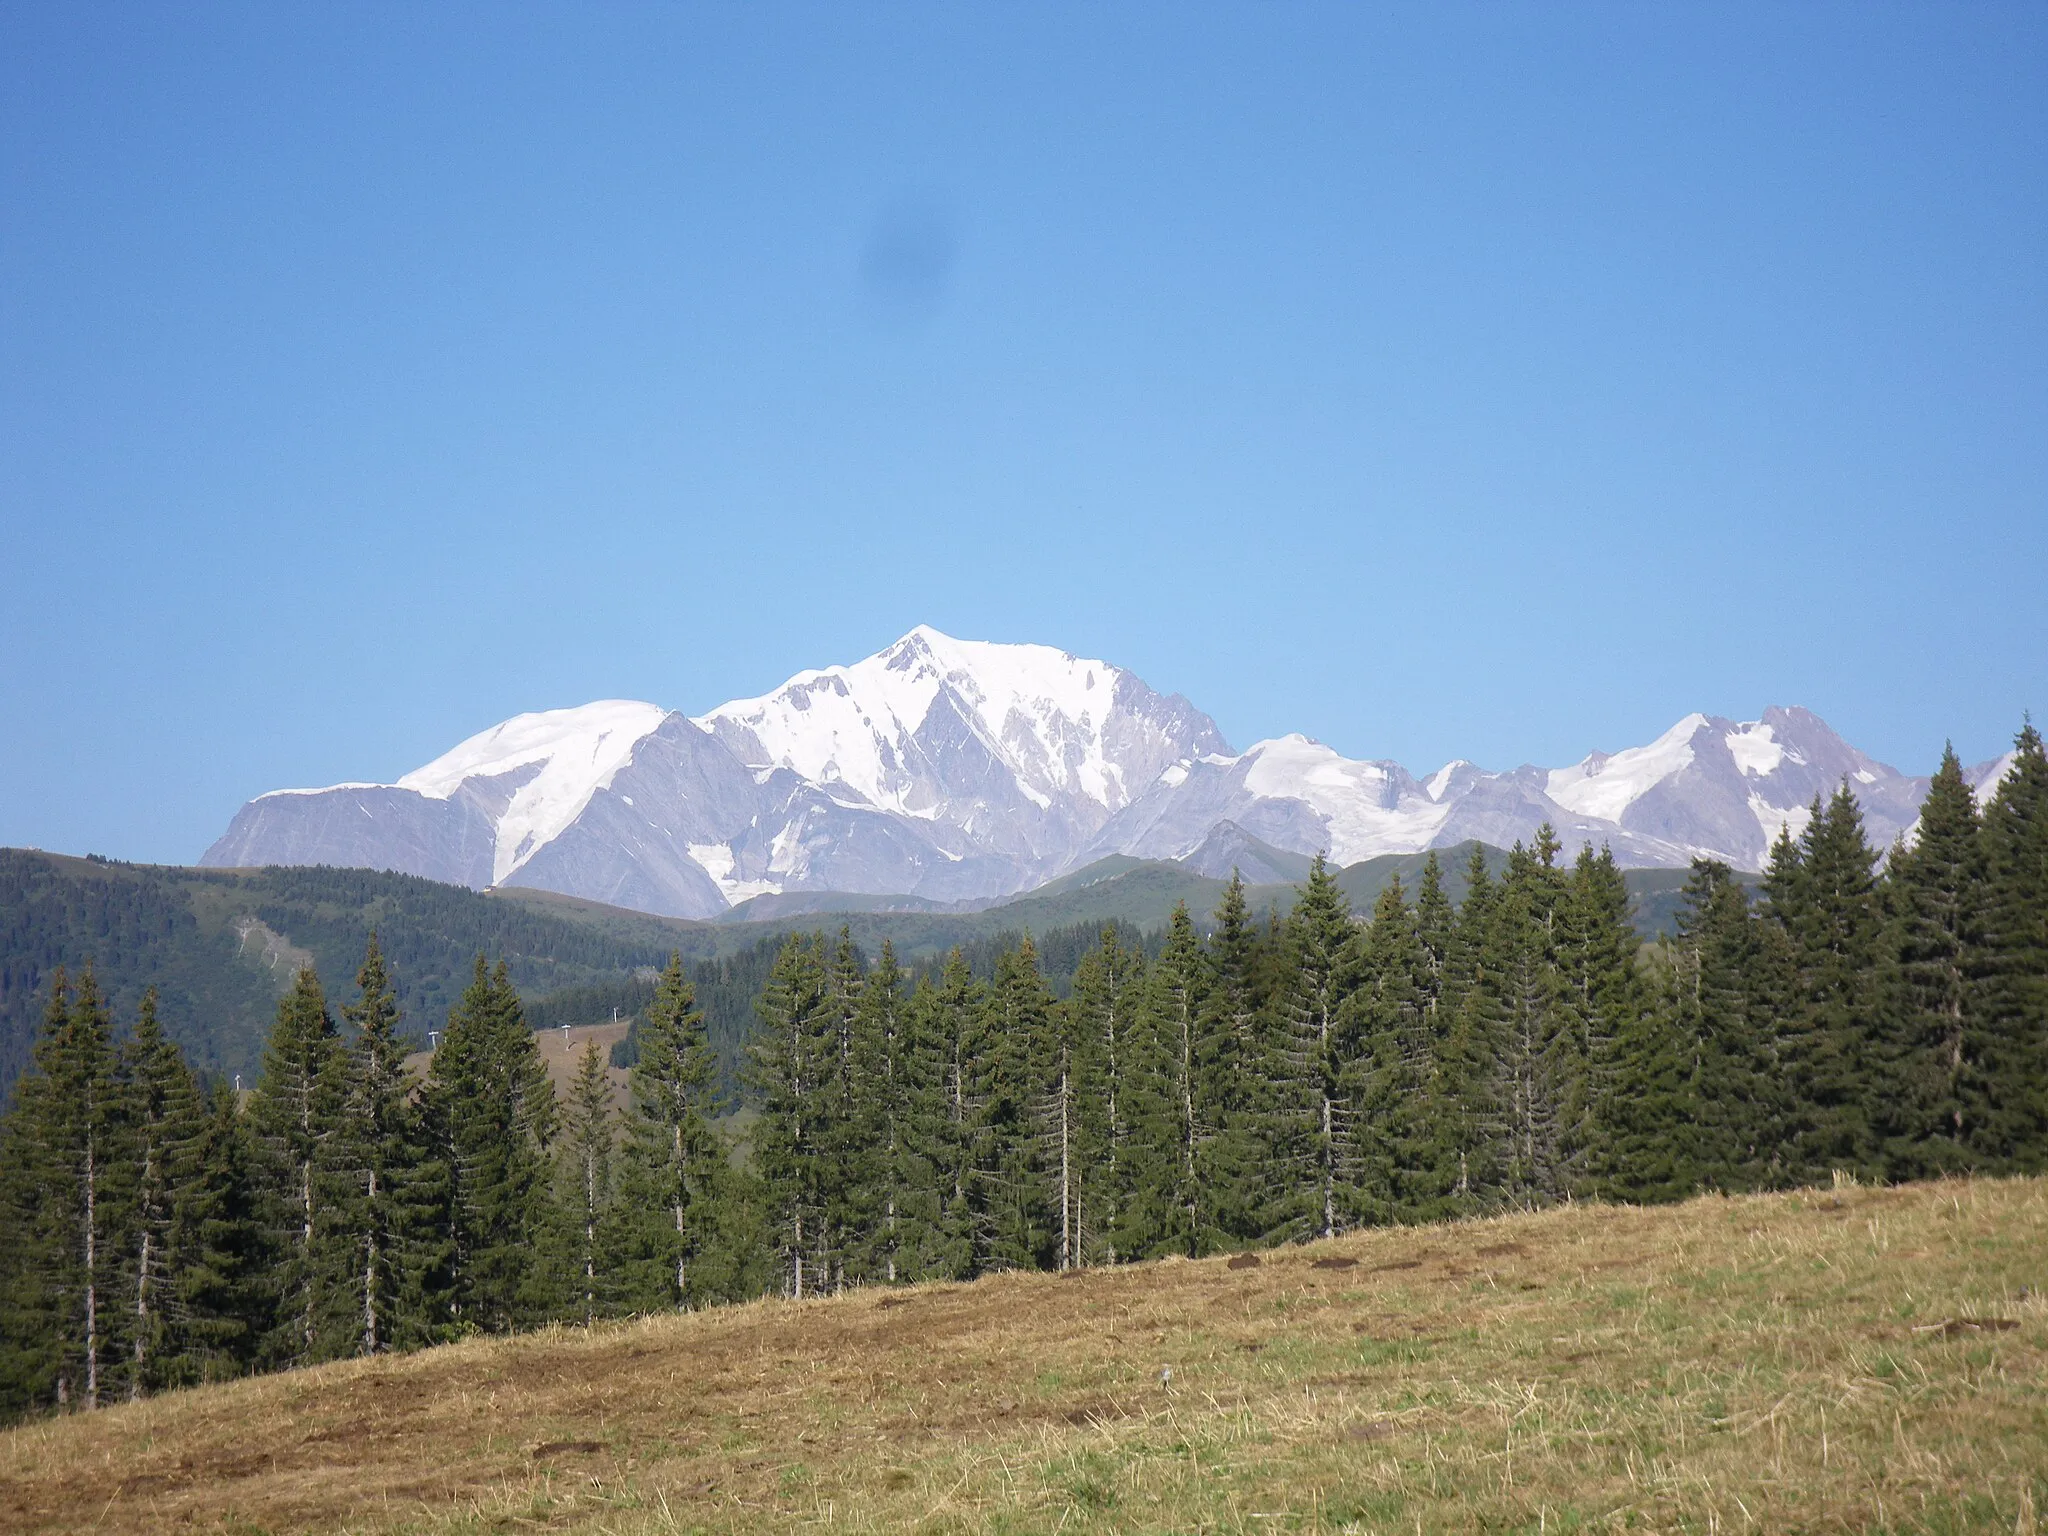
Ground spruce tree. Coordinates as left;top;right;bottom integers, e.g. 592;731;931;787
1271;856;1362;1241
1422;845;1505;1218
979;939;1056;1272
1484;832;1575;1207
118;989;205;1396
425;958;557;1332
1063;928;1145;1265
0;971;133;1412
1769;787;1885;1181
847;943;930;1283
322;938;445;1356
748;936;834;1297
1348;878;1430;1224
617;953;728;1308
1881;748;1984;1176
169;1080;266;1383
1590;879;1701;1207
905;957;982;1280
819;929;872;1290
554;1041;615;1324
1120;905;1211;1259
1668;860;1777;1192
1971;722;2048;1170
1196;875;1271;1247
247;966;345;1368
1555;844;1641;1196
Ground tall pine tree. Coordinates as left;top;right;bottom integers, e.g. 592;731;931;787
425;958;556;1332
323;938;445;1356
1971;722;2048;1170
617;954;729;1308
248;967;345;1368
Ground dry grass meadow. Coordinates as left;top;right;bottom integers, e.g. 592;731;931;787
2;1177;2043;1534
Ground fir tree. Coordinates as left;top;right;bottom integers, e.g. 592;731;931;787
1555;844;1641;1196
1416;846;1503;1220
1485;832;1575;1206
1768;788;1885;1181
0;971;132;1411
247;966;344;1368
554;1041;615;1324
1880;748;1983;1176
118;989;204;1396
1063;928;1145;1265
1348;878;1429;1225
1272;856;1361;1241
1196;875;1271;1247
322;938;445;1356
979;939;1056;1272
616;953;728;1308
1120;905;1210;1259
1971;722;2048;1170
426;958;556;1332
168;1080;266;1383
748;936;834;1297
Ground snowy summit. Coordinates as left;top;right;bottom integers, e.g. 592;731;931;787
203;631;2001;919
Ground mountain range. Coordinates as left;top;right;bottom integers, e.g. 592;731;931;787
202;627;2012;919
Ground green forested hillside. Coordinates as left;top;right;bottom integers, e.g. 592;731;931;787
0;853;672;1097
1;839;1706;1104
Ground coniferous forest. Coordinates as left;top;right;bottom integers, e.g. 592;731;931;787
2;728;2043;1424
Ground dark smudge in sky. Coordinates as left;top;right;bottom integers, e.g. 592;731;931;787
859;195;957;324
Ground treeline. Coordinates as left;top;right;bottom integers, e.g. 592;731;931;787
0;944;767;1419
2;728;2042;1421
741;730;2045;1287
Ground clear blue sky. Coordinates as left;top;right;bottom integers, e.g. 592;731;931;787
3;3;2043;865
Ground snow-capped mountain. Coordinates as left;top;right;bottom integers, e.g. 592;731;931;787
202;629;2009;917
1092;706;1972;877
204;629;1227;917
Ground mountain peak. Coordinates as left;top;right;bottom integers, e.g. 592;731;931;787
203;640;1956;920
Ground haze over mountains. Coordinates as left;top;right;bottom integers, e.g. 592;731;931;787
202;628;2008;919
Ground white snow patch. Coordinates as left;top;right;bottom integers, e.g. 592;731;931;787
1853;768;1877;785
1158;762;1190;789
397;700;669;884
1425;760;1469;801
1749;794;1814;858
1724;722;1784;777
1547;714;1706;823
255;782;387;799
1238;735;1452;864
1970;751;2019;802
687;842;736;885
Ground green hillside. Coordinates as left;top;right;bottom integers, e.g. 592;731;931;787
0;852;672;1099
1;840;1697;1104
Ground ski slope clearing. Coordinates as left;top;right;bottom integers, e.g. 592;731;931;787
2;1178;2042;1534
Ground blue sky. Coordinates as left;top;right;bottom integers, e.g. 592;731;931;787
3;3;2043;865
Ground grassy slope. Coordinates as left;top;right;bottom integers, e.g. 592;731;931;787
3;1177;2042;1534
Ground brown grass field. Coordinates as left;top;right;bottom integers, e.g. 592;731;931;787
3;1177;2043;1534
